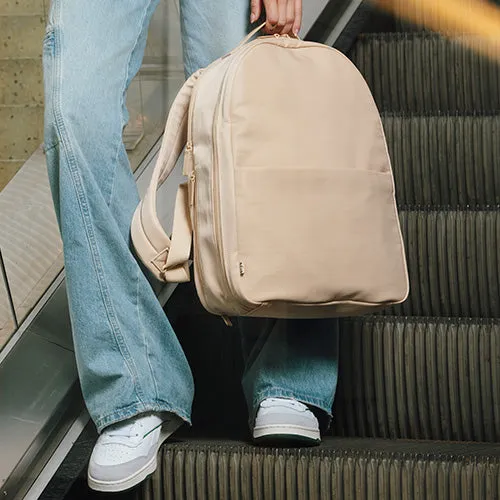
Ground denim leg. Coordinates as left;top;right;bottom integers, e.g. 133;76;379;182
43;0;194;432
239;318;340;431
180;0;250;77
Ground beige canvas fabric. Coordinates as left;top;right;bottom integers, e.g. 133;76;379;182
131;25;409;319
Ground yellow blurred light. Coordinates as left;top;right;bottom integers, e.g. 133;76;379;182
371;0;500;59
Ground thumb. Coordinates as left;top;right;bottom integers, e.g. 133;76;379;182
250;0;262;23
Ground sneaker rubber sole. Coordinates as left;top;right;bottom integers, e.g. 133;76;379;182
253;424;321;447
88;421;181;492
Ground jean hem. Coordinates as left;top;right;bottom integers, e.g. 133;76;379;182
94;400;192;433
250;387;333;430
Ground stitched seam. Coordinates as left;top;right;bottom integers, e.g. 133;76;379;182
48;1;145;405
108;0;154;206
136;261;160;401
183;41;194;78
181;20;195;78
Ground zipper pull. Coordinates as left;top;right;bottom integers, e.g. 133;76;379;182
189;172;196;206
183;142;194;176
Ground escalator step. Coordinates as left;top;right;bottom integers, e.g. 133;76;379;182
334;317;500;442
351;33;500;113
383;114;500;207
392;209;500;318
169;285;500;443
135;437;500;500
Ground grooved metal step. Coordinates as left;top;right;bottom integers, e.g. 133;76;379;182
393;209;500;318
383;114;500;207
334;317;500;442
351;33;500;113
136;438;500;500
168;284;500;444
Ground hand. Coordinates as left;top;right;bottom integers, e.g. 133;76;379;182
250;0;303;36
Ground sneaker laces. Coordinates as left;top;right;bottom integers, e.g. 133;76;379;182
101;413;168;443
261;398;308;411
105;420;143;439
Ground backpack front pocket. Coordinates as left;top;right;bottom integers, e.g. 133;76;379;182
234;167;408;307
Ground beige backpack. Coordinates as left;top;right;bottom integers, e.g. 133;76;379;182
131;24;409;319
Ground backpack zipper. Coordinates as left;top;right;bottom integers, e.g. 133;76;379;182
211;79;245;312
186;78;211;311
187;57;247;317
189;39;288;316
209;45;262;316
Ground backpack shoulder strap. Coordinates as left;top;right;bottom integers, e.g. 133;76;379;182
131;69;202;282
130;24;268;283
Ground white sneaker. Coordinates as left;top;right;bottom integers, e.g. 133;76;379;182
88;412;182;492
253;398;321;446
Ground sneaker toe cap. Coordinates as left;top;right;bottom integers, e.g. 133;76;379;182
255;408;319;430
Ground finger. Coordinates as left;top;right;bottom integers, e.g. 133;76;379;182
250;0;262;23
263;0;279;33
283;0;295;34
277;0;288;33
293;0;302;35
